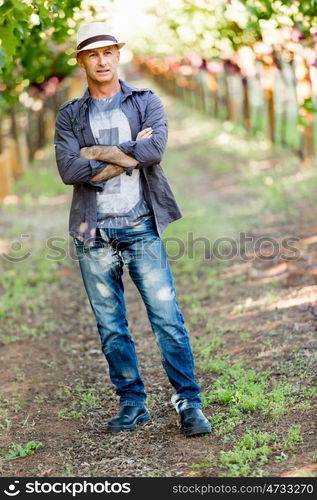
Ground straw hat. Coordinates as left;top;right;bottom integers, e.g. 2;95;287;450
71;22;125;57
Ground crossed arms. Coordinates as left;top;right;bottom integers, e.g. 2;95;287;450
80;127;152;182
54;92;168;187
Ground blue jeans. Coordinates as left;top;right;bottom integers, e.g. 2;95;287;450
73;215;202;412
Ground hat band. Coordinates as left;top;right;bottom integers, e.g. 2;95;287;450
77;34;118;51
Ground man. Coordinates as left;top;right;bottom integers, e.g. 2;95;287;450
54;22;211;437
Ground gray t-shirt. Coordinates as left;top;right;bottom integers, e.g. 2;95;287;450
88;90;151;228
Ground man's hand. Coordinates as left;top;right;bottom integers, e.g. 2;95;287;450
80;146;97;160
90;163;125;182
136;127;152;140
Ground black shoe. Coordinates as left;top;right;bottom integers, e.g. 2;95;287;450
180;408;212;437
106;406;151;432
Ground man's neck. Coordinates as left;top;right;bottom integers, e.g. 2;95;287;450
88;79;121;99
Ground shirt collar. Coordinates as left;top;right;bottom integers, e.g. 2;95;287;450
81;79;147;105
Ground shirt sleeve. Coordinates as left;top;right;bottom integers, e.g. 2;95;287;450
54;106;107;189
117;92;168;169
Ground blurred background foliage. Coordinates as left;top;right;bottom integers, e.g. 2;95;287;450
0;0;120;110
0;0;317;184
2;1;317;103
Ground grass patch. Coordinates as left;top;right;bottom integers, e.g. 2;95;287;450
77;386;101;410
283;424;303;451
218;430;276;476
57;408;82;420
55;382;102;416
192;322;228;357
210;408;244;436
191;430;277;477
241;160;317;214
3;441;43;460
0;334;20;344
14;160;68;200
0;253;60;320
191;425;305;477
34;394;48;404
200;357;310;420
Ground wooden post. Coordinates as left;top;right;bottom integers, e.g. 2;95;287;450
197;73;206;113
0;111;3;155
10;107;27;176
37;106;46;150
295;56;315;164
242;76;252;130
223;68;234;121
262;62;275;143
279;64;288;146
0;139;14;201
26;107;36;162
207;72;219;118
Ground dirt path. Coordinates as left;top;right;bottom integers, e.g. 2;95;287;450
0;71;316;478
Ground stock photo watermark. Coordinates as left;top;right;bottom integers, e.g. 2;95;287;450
0;232;301;264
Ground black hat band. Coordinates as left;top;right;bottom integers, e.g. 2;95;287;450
77;34;118;51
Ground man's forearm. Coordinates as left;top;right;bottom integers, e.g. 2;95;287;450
90;163;125;182
81;145;138;167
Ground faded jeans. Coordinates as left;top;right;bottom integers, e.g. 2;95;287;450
73;215;202;413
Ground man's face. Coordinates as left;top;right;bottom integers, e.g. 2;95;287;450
77;45;120;85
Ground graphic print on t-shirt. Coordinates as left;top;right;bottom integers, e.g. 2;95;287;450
97;127;120;194
88;91;150;227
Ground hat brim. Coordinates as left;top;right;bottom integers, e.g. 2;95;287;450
71;40;125;58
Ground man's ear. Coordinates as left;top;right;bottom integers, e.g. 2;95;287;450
77;53;84;69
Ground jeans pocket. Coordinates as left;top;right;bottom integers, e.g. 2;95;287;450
73;237;84;247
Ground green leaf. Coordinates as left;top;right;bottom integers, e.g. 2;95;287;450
302;98;317;113
297;114;310;127
0;26;20;57
0;46;6;68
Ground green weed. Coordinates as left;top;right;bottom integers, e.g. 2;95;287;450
56;383;101;413
4;441;43;460
64;463;74;476
55;386;72;401
283;424;303;451
274;452;288;463
274;353;316;381
13;402;22;413
202;359;269;411
0;419;11;434
210;409;244;436
21;325;46;339
191;451;214;470
240;333;251;341
261;381;297;419
187;299;207;325
34;394;48;404
0;334;20;344
146;470;163;477
57;408;82;420
199;354;230;374
77;387;101;410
